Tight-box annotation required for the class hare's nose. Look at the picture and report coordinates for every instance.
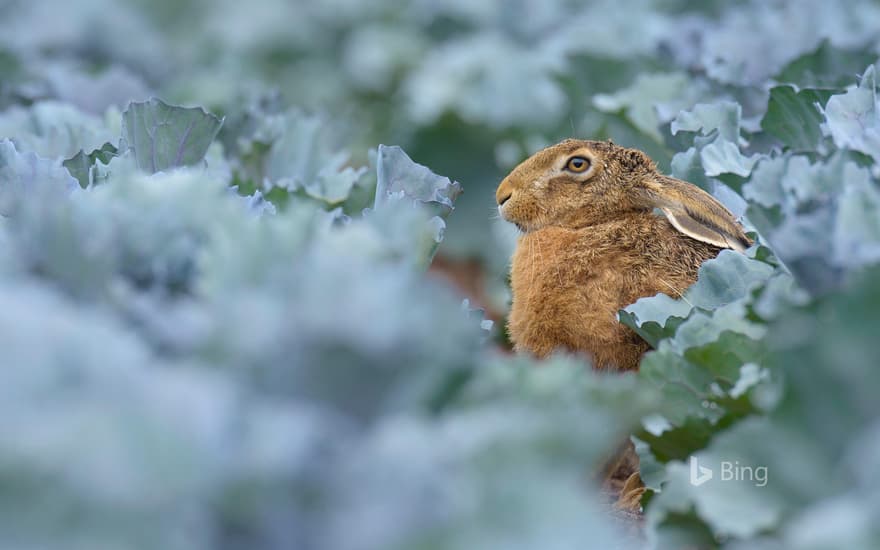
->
[496,178,514,206]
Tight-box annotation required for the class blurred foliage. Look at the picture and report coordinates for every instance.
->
[1,0,880,549]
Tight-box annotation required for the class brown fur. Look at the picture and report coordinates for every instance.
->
[496,139,751,513]
[496,139,749,370]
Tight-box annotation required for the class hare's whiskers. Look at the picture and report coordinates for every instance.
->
[545,232,564,289]
[527,232,536,292]
[657,277,692,307]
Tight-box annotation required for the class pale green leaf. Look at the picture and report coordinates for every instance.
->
[120,98,223,174]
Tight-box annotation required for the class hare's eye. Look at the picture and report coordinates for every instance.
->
[565,156,590,173]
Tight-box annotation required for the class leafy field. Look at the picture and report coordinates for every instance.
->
[1,0,880,549]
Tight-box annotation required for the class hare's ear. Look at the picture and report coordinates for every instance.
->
[638,176,752,252]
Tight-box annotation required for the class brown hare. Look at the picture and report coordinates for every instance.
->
[496,138,751,511]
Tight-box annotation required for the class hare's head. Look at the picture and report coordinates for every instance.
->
[495,139,750,251]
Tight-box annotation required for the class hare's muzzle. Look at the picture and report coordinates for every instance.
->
[496,177,514,205]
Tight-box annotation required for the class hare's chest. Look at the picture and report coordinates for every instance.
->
[510,229,595,293]
[508,231,619,357]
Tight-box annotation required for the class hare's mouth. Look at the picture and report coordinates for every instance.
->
[500,210,531,233]
[498,200,540,233]
[498,206,525,232]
